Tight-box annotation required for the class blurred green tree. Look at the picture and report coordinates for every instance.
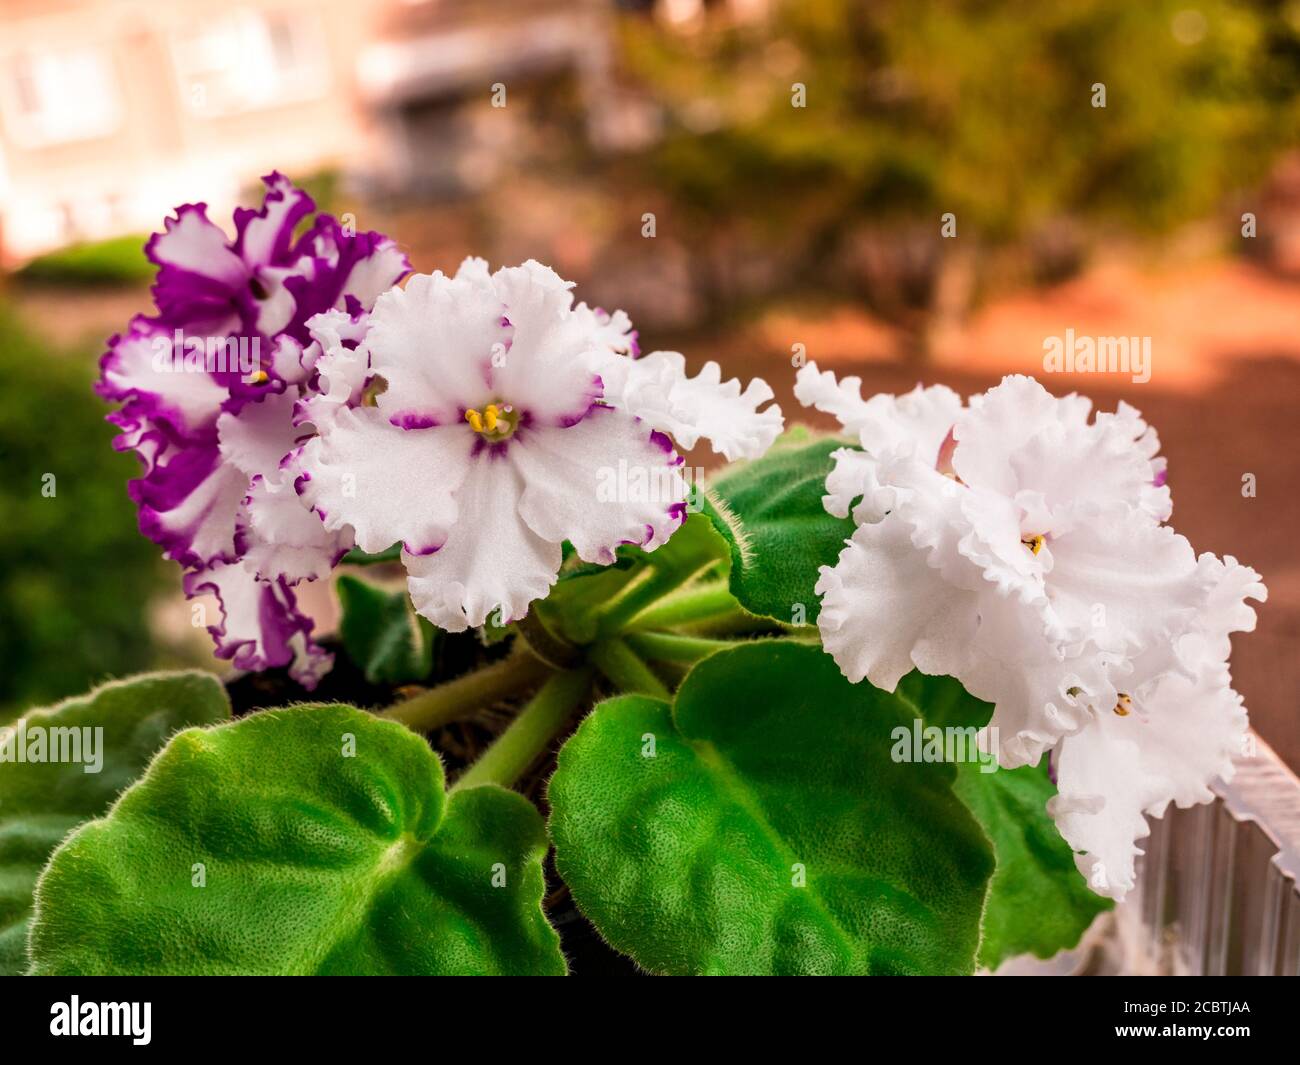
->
[0,307,164,716]
[621,0,1300,348]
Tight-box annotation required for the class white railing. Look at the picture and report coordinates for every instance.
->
[996,732,1300,976]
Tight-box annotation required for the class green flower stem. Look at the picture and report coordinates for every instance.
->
[590,638,672,699]
[623,580,738,631]
[381,648,551,732]
[624,631,735,664]
[686,607,787,637]
[452,666,593,792]
[591,561,714,637]
[516,608,583,669]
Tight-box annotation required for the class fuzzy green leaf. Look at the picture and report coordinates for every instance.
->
[705,436,856,623]
[28,704,564,975]
[336,575,433,685]
[0,671,230,974]
[897,671,1111,969]
[549,641,993,974]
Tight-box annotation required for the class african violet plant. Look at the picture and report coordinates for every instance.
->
[1,176,1266,976]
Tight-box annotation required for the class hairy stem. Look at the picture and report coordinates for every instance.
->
[623,580,738,631]
[590,638,672,699]
[452,666,593,791]
[591,561,715,636]
[381,648,551,732]
[624,631,735,664]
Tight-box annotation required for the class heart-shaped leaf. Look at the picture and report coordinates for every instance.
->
[548,641,993,974]
[336,574,435,684]
[897,671,1111,969]
[705,435,856,623]
[28,704,565,975]
[0,671,230,974]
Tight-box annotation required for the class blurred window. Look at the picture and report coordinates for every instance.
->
[0,46,121,148]
[171,9,330,117]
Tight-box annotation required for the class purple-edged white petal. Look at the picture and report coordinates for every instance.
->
[405,453,562,632]
[131,443,248,566]
[242,465,351,585]
[146,204,246,333]
[216,390,303,478]
[490,261,604,427]
[511,407,688,565]
[184,558,330,688]
[297,406,470,555]
[369,269,508,427]
[232,172,316,268]
[98,319,228,438]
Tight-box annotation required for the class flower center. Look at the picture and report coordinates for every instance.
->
[465,402,520,443]
[1021,534,1045,556]
[1113,693,1133,717]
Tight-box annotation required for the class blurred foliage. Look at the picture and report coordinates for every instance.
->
[621,0,1300,265]
[15,235,152,287]
[0,306,164,716]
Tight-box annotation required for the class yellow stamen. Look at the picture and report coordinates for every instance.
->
[465,408,484,432]
[1114,693,1133,717]
[483,404,499,432]
[249,370,269,385]
[1022,534,1045,556]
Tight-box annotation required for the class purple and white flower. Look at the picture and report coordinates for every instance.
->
[98,175,409,686]
[299,259,709,632]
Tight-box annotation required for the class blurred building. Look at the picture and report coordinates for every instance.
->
[0,0,391,262]
[0,0,669,264]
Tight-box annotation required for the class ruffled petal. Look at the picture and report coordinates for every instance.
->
[294,309,372,429]
[490,261,603,427]
[816,516,980,692]
[1049,665,1248,900]
[241,464,351,584]
[952,375,1088,496]
[573,302,639,357]
[796,362,961,462]
[146,204,245,331]
[794,362,876,437]
[822,445,889,524]
[98,319,229,438]
[184,558,331,688]
[604,350,783,461]
[1190,553,1267,662]
[511,407,688,565]
[232,172,316,268]
[131,444,247,566]
[297,407,470,554]
[961,595,1105,768]
[216,390,303,478]
[405,452,562,631]
[337,235,410,310]
[369,270,507,427]
[1004,412,1171,531]
[1041,503,1202,659]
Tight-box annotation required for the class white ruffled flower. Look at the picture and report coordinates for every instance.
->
[798,364,1266,899]
[299,259,706,632]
